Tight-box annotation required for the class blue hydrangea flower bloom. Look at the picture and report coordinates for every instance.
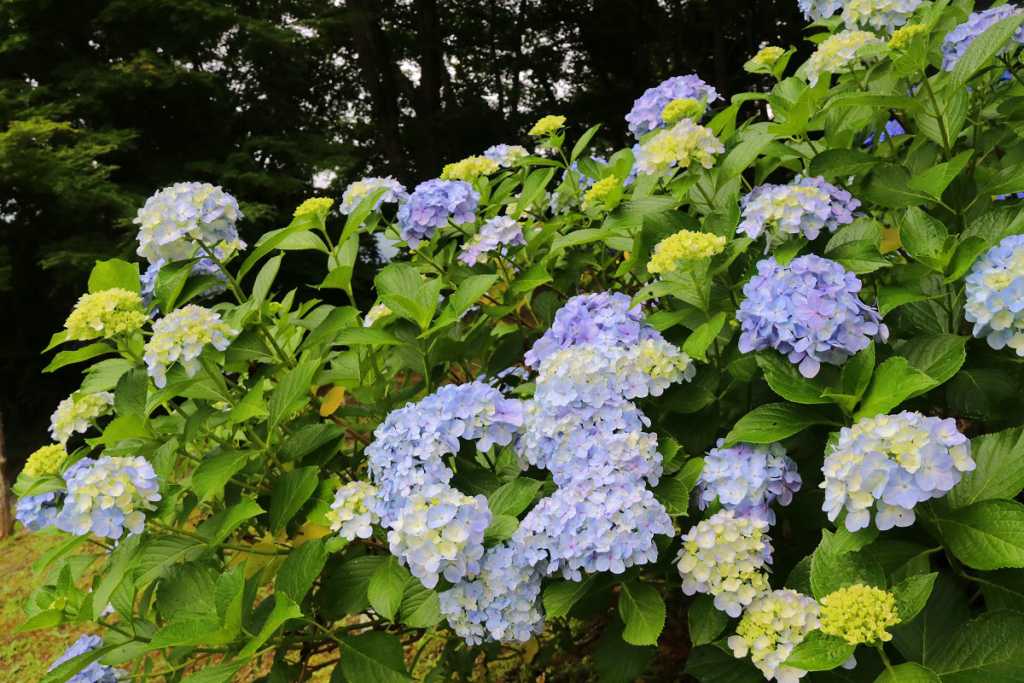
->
[340,176,407,215]
[942,5,1024,71]
[965,234,1024,353]
[736,255,888,378]
[16,491,60,531]
[439,543,545,644]
[396,179,480,248]
[55,456,162,539]
[996,193,1024,201]
[482,144,528,168]
[134,182,245,265]
[863,120,906,147]
[821,412,975,531]
[625,75,720,139]
[800,0,923,33]
[737,176,860,244]
[459,216,527,266]
[698,440,802,525]
[48,634,121,683]
[797,0,843,22]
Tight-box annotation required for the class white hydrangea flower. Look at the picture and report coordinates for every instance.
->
[134,182,245,265]
[142,304,237,388]
[806,30,883,86]
[50,392,114,444]
[327,481,380,541]
[728,589,821,683]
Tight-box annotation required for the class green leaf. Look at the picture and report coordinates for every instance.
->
[983,165,1024,197]
[682,313,727,363]
[269,467,319,533]
[192,450,250,502]
[810,530,886,598]
[179,661,248,683]
[950,13,1024,87]
[944,236,991,284]
[783,631,856,672]
[854,357,939,420]
[936,499,1024,570]
[687,594,729,647]
[43,343,113,373]
[947,427,1024,509]
[334,327,408,347]
[862,164,932,208]
[896,334,967,388]
[156,563,219,622]
[543,577,596,618]
[808,148,880,180]
[892,573,969,666]
[238,213,317,280]
[900,208,949,271]
[571,124,602,162]
[267,359,319,430]
[756,352,837,405]
[12,610,67,635]
[368,556,411,621]
[483,514,519,546]
[336,633,413,683]
[593,619,654,683]
[685,644,763,683]
[277,539,327,603]
[873,663,940,683]
[450,274,499,312]
[320,556,383,619]
[114,367,149,417]
[239,593,303,658]
[929,611,1024,682]
[877,287,943,316]
[194,498,263,545]
[907,151,971,201]
[724,403,837,446]
[38,643,119,683]
[653,458,704,515]
[399,582,443,628]
[251,254,282,307]
[618,581,666,646]
[88,258,141,295]
[487,477,542,517]
[511,263,551,293]
[892,573,937,625]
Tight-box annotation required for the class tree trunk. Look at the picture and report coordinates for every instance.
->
[0,409,14,539]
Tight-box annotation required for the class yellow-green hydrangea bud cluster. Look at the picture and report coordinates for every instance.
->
[294,197,335,217]
[752,46,786,68]
[648,230,727,274]
[662,98,704,125]
[819,584,900,645]
[529,115,566,137]
[65,288,147,341]
[364,302,392,327]
[807,30,883,86]
[728,589,821,682]
[583,176,621,208]
[635,119,725,176]
[23,444,68,478]
[50,392,114,444]
[890,23,927,50]
[441,156,500,182]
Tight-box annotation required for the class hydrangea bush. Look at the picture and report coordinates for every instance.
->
[16,2,1024,681]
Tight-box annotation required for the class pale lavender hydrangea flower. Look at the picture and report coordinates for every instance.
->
[459,216,526,266]
[397,179,480,248]
[47,634,121,683]
[942,5,1024,71]
[964,234,1024,354]
[738,176,860,244]
[626,75,720,139]
[736,255,888,378]
[142,304,237,388]
[327,481,380,541]
[55,456,162,539]
[134,182,245,265]
[801,0,924,33]
[821,412,975,532]
[483,144,528,168]
[698,440,801,525]
[340,176,407,215]
[16,492,60,531]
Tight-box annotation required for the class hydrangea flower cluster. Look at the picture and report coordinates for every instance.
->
[634,119,725,176]
[140,257,228,311]
[50,392,114,444]
[625,75,720,138]
[797,0,844,22]
[134,182,245,265]
[819,584,900,644]
[340,176,407,215]
[327,481,380,541]
[386,483,491,589]
[583,175,621,208]
[890,22,927,50]
[698,440,801,525]
[143,304,236,388]
[821,411,975,532]
[65,288,147,340]
[738,176,860,244]
[23,444,68,478]
[728,589,821,683]
[941,5,1024,72]
[439,543,545,645]
[483,144,528,167]
[47,634,121,683]
[752,46,786,69]
[529,115,566,136]
[364,302,392,327]
[964,234,1024,354]
[806,31,883,86]
[799,0,922,33]
[16,491,61,532]
[441,156,500,182]
[396,179,480,248]
[676,510,773,617]
[736,255,887,378]
[458,216,526,266]
[662,98,704,125]
[294,197,334,217]
[647,229,726,274]
[55,456,162,539]
[549,157,611,214]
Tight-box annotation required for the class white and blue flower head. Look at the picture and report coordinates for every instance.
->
[738,176,860,245]
[698,440,802,525]
[625,74,720,139]
[55,456,162,540]
[48,634,121,683]
[942,4,1024,71]
[965,234,1024,354]
[134,182,245,265]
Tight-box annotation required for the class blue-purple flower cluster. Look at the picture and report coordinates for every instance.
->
[737,176,859,244]
[736,255,888,378]
[439,543,545,645]
[625,75,720,139]
[864,120,906,147]
[698,440,801,525]
[55,456,162,539]
[396,179,480,248]
[964,234,1024,354]
[942,5,1024,72]
[459,216,526,266]
[16,459,90,531]
[821,412,975,532]
[48,634,120,683]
